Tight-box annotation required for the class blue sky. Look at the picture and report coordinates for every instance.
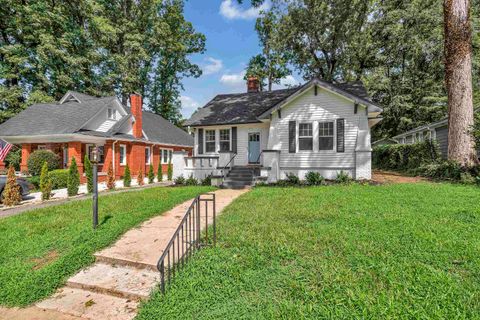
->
[180,0,299,118]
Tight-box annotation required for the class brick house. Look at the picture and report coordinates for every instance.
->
[0,91,193,181]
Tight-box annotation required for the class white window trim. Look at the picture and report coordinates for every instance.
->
[119,144,127,166]
[298,122,314,152]
[145,147,152,165]
[161,148,174,164]
[204,129,216,154]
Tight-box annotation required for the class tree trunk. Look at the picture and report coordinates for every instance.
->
[444,0,478,166]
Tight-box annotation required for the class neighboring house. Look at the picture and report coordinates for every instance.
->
[183,77,383,184]
[389,115,480,159]
[0,91,193,181]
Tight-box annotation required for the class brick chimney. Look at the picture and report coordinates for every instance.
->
[130,93,143,138]
[247,76,260,93]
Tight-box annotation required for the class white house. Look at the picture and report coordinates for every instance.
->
[182,78,383,187]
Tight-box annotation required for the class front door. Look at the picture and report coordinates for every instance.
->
[248,132,260,164]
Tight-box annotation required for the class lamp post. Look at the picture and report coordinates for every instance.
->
[92,146,98,229]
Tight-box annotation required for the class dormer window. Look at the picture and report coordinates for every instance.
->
[107,108,116,120]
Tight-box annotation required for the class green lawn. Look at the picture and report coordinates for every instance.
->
[137,183,480,319]
[0,185,213,307]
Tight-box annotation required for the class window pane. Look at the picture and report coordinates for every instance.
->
[319,137,334,150]
[206,142,215,153]
[299,137,313,150]
[219,129,230,141]
[220,141,230,151]
[299,123,312,137]
[206,130,215,141]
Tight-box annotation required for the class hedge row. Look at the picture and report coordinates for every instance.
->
[372,140,440,171]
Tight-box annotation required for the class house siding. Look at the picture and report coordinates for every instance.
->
[267,86,367,174]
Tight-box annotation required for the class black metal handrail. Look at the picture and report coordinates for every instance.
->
[156,193,216,294]
[222,152,237,178]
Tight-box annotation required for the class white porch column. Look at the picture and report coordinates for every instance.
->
[262,150,280,183]
[172,150,187,179]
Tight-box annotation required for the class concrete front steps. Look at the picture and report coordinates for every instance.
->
[222,166,255,189]
[35,189,249,320]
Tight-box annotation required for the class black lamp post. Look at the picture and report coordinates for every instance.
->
[92,146,99,229]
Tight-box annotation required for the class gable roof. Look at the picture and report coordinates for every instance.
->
[184,79,382,127]
[0,92,193,147]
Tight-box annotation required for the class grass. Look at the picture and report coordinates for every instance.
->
[137,183,480,319]
[0,185,214,307]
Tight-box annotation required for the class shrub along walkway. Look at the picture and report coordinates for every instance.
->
[27,188,248,320]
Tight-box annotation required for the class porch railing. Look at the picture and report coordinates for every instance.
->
[156,193,216,294]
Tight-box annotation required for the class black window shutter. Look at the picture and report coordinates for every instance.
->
[336,119,345,153]
[289,121,296,153]
[354,103,358,114]
[198,128,204,154]
[232,127,237,153]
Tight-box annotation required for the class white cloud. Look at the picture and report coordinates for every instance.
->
[180,95,200,118]
[220,70,246,87]
[272,75,300,90]
[202,57,223,75]
[219,0,271,20]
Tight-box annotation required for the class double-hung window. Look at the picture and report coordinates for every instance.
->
[219,129,230,152]
[119,144,126,165]
[319,122,334,150]
[161,149,173,163]
[145,147,151,165]
[298,123,313,151]
[205,130,216,153]
[107,108,116,120]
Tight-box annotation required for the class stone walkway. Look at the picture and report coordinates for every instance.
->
[3,188,248,320]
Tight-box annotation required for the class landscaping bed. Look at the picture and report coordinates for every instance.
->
[0,185,214,307]
[137,183,480,319]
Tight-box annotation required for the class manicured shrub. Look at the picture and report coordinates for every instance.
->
[372,140,440,171]
[185,174,198,186]
[123,164,131,187]
[27,150,60,176]
[5,147,21,171]
[137,167,144,186]
[305,171,325,186]
[201,175,212,186]
[167,161,173,181]
[40,162,52,201]
[335,170,352,184]
[27,176,40,189]
[286,173,300,185]
[67,157,80,196]
[174,175,185,185]
[107,164,115,190]
[148,164,155,184]
[84,155,93,193]
[48,169,69,189]
[157,163,163,182]
[2,166,22,206]
[412,161,480,183]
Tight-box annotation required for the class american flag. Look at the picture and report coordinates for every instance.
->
[0,139,12,161]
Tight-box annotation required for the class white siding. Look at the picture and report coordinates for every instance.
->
[194,123,269,166]
[82,100,127,132]
[268,86,367,169]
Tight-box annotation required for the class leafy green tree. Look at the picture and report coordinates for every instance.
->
[123,164,132,187]
[84,155,93,194]
[246,11,290,91]
[67,157,80,197]
[40,162,52,201]
[148,164,155,184]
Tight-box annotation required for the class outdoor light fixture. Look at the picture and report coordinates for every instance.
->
[92,146,99,229]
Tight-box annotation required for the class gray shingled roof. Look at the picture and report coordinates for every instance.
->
[184,79,381,126]
[184,88,298,126]
[0,92,193,147]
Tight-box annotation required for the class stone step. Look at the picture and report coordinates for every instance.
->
[224,177,253,183]
[36,288,138,320]
[66,263,159,301]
